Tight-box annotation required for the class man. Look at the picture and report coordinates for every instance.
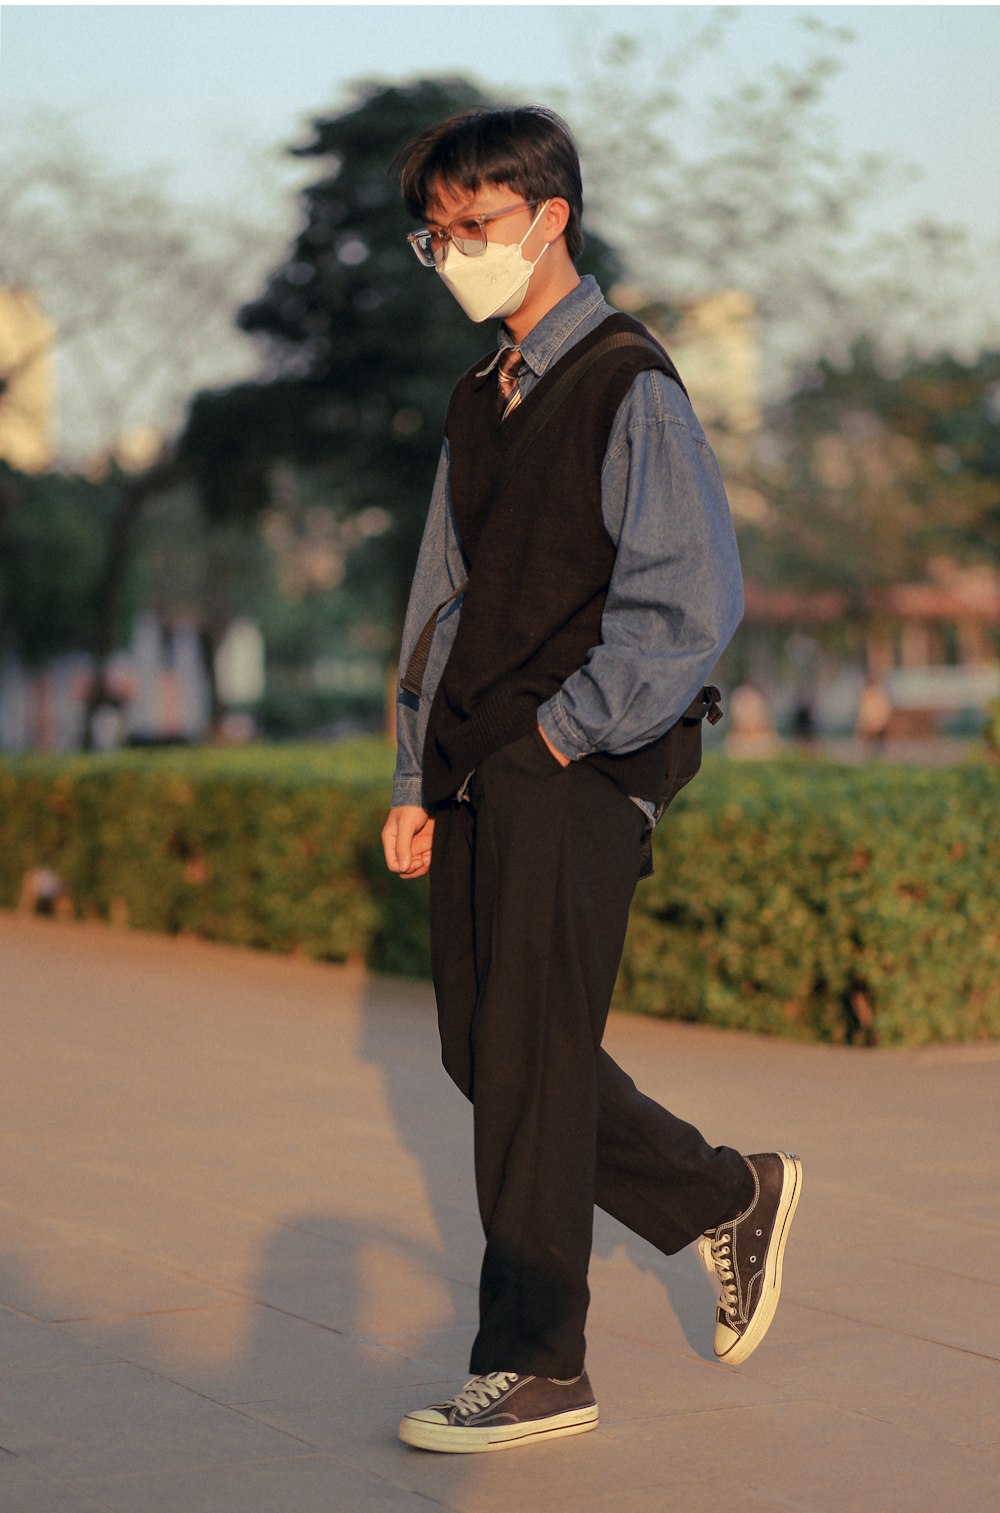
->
[381,106,801,1455]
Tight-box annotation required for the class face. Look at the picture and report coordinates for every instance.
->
[424,180,547,262]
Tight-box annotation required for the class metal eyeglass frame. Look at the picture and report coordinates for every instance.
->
[407,201,540,268]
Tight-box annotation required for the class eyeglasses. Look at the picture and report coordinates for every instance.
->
[407,201,540,267]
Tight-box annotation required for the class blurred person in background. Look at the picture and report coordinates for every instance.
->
[857,676,893,752]
[726,679,780,759]
[381,105,801,1454]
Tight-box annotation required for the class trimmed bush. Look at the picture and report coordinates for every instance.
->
[2,745,997,1045]
[0,741,425,973]
[617,757,1000,1045]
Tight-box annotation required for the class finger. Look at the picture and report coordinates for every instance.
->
[405,842,433,876]
[381,816,401,872]
[394,816,419,874]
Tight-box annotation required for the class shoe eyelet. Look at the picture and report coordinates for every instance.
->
[755,1229,762,1237]
[749,1255,756,1263]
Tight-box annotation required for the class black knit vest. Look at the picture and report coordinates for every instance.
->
[422,311,695,806]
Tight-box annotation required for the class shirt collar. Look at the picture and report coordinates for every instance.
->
[476,276,605,379]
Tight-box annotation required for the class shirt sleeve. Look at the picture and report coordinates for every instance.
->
[537,368,744,758]
[391,440,467,807]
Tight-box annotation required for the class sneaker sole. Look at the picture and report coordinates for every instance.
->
[398,1403,599,1453]
[713,1152,802,1367]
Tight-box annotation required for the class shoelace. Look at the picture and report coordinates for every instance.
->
[446,1372,520,1416]
[700,1230,739,1319]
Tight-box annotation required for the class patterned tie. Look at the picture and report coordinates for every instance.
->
[496,345,525,420]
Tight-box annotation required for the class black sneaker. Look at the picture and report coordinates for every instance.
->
[398,1370,598,1453]
[698,1151,802,1365]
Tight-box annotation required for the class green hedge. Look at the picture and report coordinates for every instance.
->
[0,741,430,980]
[616,758,1000,1045]
[2,744,998,1046]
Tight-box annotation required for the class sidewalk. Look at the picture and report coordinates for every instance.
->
[1,912,998,1512]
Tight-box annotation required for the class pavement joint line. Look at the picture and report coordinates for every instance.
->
[600,1398,805,1427]
[59,1450,339,1491]
[16,1353,329,1452]
[44,1303,257,1324]
[794,1301,1000,1362]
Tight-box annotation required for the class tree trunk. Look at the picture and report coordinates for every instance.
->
[82,453,188,750]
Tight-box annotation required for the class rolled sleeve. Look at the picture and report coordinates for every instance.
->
[537,369,744,756]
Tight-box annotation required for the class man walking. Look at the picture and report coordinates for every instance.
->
[381,106,800,1454]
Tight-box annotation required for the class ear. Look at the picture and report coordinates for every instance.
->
[541,197,571,244]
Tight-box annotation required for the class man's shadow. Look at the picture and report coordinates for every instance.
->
[0,957,715,1504]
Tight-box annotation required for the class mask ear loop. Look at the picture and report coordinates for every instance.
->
[518,200,550,252]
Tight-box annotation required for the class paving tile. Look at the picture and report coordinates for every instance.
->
[4,915,1000,1512]
[793,1268,1000,1359]
[0,1359,314,1489]
[191,1221,480,1337]
[382,1415,731,1513]
[595,1399,999,1513]
[363,1322,476,1379]
[584,1329,797,1422]
[746,1318,1000,1447]
[0,1155,161,1238]
[0,1202,80,1253]
[83,1452,445,1513]
[65,1302,440,1408]
[0,1455,118,1513]
[0,1306,118,1378]
[0,1240,243,1322]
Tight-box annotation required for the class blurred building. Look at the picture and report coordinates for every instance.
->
[742,560,1000,736]
[612,285,765,525]
[0,286,56,472]
[0,614,223,754]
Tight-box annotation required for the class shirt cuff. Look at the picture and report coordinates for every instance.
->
[537,694,595,761]
[391,774,426,808]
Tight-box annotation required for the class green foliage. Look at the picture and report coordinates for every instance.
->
[743,344,1000,599]
[0,462,126,667]
[569,15,980,383]
[3,745,998,1046]
[183,78,623,624]
[617,757,1000,1046]
[985,698,1000,756]
[0,741,420,968]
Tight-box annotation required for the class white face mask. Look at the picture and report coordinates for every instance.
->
[436,202,550,323]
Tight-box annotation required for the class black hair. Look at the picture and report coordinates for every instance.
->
[399,106,584,261]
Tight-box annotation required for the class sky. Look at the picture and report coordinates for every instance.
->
[2,3,999,244]
[2,2,999,458]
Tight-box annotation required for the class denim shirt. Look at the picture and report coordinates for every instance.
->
[391,276,744,811]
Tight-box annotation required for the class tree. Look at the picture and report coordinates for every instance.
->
[738,343,1000,605]
[0,462,121,669]
[565,14,986,394]
[0,111,293,745]
[0,108,288,465]
[184,78,623,634]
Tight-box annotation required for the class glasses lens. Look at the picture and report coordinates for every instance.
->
[451,235,487,257]
[451,221,487,258]
[408,232,437,267]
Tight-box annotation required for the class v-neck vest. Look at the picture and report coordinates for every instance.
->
[422,312,688,806]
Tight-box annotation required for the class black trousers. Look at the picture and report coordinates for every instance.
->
[429,728,753,1379]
